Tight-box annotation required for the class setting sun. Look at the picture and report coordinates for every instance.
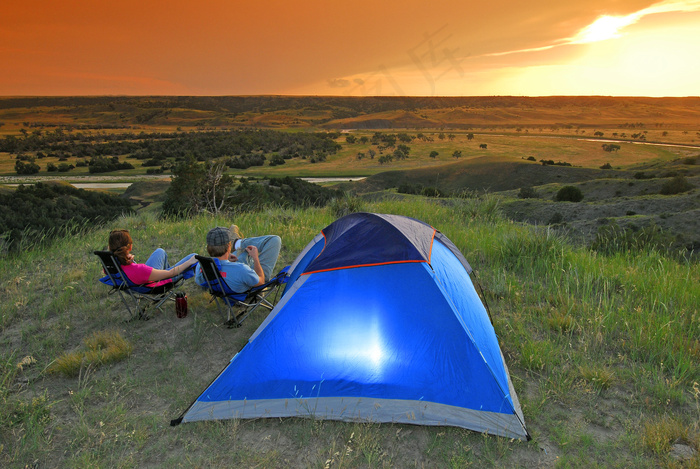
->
[572,15,639,43]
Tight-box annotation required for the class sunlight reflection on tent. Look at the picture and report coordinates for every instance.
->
[322,308,388,381]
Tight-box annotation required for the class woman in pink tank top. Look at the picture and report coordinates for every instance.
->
[108,229,198,287]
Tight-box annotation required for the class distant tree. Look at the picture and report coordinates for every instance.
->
[452,150,462,158]
[429,151,439,158]
[395,144,410,158]
[345,135,356,144]
[368,149,376,159]
[467,133,474,140]
[268,154,285,166]
[600,163,613,169]
[479,144,487,149]
[438,132,445,140]
[602,143,620,152]
[15,159,40,175]
[448,134,455,141]
[393,148,408,160]
[594,131,604,137]
[163,156,208,216]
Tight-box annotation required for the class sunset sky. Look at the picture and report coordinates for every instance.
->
[2,0,699,97]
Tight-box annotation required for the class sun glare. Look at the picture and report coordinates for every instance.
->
[573,14,640,43]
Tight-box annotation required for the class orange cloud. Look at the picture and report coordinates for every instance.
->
[1,0,698,96]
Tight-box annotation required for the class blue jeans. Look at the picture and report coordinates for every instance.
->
[144,248,197,282]
[236,235,282,282]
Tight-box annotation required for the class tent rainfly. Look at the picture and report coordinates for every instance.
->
[172,212,529,440]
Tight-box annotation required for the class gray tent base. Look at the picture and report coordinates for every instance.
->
[179,396,530,441]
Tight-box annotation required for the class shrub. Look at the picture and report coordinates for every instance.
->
[226,154,266,169]
[555,186,584,202]
[634,172,654,180]
[87,156,134,173]
[397,183,422,195]
[220,176,342,214]
[0,182,134,253]
[420,186,443,197]
[454,194,503,223]
[518,186,539,199]
[590,222,673,255]
[548,212,564,225]
[328,193,366,218]
[600,163,612,169]
[660,175,693,195]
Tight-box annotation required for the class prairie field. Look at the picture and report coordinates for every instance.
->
[1,96,699,467]
[1,199,699,468]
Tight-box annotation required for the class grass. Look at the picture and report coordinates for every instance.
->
[1,197,699,467]
[48,330,133,377]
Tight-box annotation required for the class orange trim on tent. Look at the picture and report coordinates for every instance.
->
[302,259,427,276]
[429,229,436,264]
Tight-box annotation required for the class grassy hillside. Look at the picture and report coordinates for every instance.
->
[2,96,700,134]
[1,198,698,467]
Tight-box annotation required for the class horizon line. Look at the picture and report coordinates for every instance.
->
[1,94,700,99]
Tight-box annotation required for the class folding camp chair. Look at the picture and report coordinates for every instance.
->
[195,255,288,328]
[94,250,190,320]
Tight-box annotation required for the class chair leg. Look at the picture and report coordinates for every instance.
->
[232,286,279,326]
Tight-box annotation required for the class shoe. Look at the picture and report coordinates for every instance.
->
[230,224,244,252]
[229,224,243,239]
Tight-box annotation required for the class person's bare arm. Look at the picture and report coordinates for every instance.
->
[147,256,198,282]
[246,245,265,286]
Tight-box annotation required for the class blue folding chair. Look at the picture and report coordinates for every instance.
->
[95,250,193,320]
[195,255,288,328]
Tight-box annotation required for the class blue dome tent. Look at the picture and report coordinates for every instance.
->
[173,213,529,440]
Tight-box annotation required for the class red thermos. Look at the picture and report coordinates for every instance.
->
[175,293,188,318]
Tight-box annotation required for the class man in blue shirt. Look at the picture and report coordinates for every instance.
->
[196,225,281,293]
